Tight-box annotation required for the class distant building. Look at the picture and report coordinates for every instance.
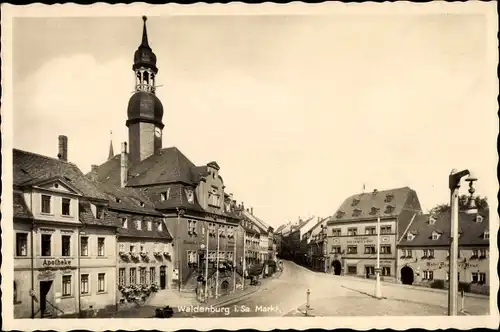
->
[240,208,275,263]
[13,141,117,318]
[305,217,330,272]
[326,187,422,280]
[397,210,490,295]
[286,217,316,265]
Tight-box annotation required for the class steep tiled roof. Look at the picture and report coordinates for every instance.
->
[92,147,205,187]
[14,149,108,201]
[309,217,330,236]
[79,201,117,227]
[13,191,33,219]
[275,223,289,234]
[136,183,206,213]
[399,211,489,247]
[330,187,417,222]
[292,217,315,232]
[88,179,163,216]
[241,210,268,234]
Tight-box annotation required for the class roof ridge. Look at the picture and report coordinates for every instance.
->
[14,148,76,166]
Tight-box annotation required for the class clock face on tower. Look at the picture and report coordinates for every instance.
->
[154,127,161,138]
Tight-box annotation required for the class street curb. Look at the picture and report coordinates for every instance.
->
[324,273,489,300]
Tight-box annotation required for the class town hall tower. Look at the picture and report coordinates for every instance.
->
[126,16,164,163]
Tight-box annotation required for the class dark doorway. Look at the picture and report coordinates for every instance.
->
[39,281,53,317]
[160,266,166,289]
[221,280,229,292]
[332,260,342,275]
[401,266,414,285]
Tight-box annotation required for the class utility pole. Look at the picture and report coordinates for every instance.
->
[242,229,246,290]
[374,217,382,299]
[215,224,220,299]
[204,226,209,303]
[448,169,477,316]
[233,230,237,292]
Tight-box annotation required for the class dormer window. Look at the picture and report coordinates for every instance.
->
[428,216,436,225]
[351,198,360,206]
[136,220,142,230]
[115,198,121,203]
[139,201,145,207]
[161,189,170,201]
[406,232,415,241]
[431,231,440,240]
[385,194,394,203]
[483,231,489,240]
[370,206,379,215]
[96,205,104,219]
[121,218,127,228]
[147,221,152,231]
[476,215,484,223]
[157,221,163,232]
[336,211,345,219]
[384,204,395,214]
[352,208,362,217]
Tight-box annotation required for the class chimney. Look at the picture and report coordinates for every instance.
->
[373,189,378,195]
[120,142,128,188]
[251,207,254,215]
[241,201,245,210]
[229,193,234,201]
[90,165,98,181]
[57,135,68,161]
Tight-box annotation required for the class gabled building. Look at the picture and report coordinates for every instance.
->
[397,210,490,295]
[287,216,316,265]
[240,207,275,263]
[327,187,422,279]
[13,139,118,318]
[90,17,243,296]
[305,217,330,272]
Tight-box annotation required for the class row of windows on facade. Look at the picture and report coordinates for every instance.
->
[118,266,156,286]
[118,243,169,254]
[41,194,76,216]
[331,245,392,254]
[187,250,235,263]
[337,204,396,218]
[205,222,237,238]
[159,188,221,207]
[400,248,488,259]
[38,273,108,299]
[15,233,106,257]
[120,218,163,232]
[346,265,392,276]
[331,226,392,237]
[406,230,490,241]
[421,271,487,284]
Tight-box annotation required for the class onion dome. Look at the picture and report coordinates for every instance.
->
[127,91,164,128]
[133,16,158,74]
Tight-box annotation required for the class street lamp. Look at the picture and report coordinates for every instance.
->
[448,169,477,316]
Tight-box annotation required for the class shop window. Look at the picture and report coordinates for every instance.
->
[478,273,486,285]
[380,245,391,254]
[62,275,72,296]
[423,270,434,280]
[366,266,375,275]
[98,273,105,293]
[80,237,89,256]
[61,198,71,216]
[364,246,376,254]
[150,267,156,283]
[347,246,357,254]
[118,268,126,286]
[16,233,28,256]
[41,234,52,257]
[81,274,89,294]
[140,267,147,284]
[97,237,105,256]
[331,246,341,254]
[41,195,52,214]
[382,266,391,276]
[347,265,357,274]
[129,268,137,284]
[61,235,71,256]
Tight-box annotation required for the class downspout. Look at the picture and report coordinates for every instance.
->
[30,193,35,318]
[115,233,119,312]
[77,224,83,317]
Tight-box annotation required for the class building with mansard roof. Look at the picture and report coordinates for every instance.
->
[397,209,490,295]
[326,187,422,279]
[90,16,244,297]
[13,144,118,318]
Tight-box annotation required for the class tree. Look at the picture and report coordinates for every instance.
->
[429,195,489,214]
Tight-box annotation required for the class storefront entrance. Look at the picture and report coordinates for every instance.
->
[160,266,166,289]
[331,260,342,275]
[39,280,53,317]
[401,266,414,285]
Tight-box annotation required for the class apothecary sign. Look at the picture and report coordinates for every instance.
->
[346,236,374,244]
[41,258,72,267]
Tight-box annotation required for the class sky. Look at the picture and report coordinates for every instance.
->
[12,12,498,228]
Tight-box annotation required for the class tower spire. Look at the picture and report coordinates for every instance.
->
[108,130,115,160]
[141,16,149,48]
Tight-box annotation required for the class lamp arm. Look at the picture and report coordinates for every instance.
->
[449,169,470,190]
